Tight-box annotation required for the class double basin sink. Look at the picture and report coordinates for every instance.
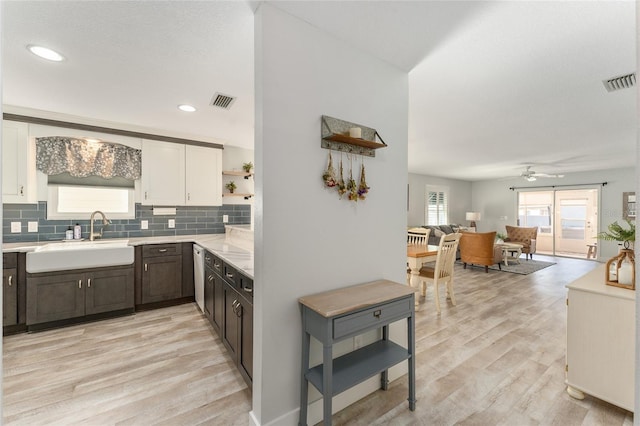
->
[26,240,134,273]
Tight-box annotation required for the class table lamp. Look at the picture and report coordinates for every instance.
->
[466,212,481,228]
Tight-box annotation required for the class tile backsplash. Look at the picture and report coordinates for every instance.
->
[2,202,251,243]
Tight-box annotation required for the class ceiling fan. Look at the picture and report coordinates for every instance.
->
[520,166,564,182]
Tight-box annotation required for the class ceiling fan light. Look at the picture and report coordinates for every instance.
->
[526,176,537,182]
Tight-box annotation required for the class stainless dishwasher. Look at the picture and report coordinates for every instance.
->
[193,244,205,312]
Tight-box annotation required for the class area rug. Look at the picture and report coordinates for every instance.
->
[458,259,556,275]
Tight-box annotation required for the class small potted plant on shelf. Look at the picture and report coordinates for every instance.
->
[242,162,253,173]
[225,181,237,194]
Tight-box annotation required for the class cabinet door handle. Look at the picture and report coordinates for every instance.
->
[242,286,253,294]
[208,275,214,282]
[19,185,24,196]
[144,191,148,200]
[226,272,234,280]
[214,264,221,271]
[187,193,191,201]
[78,280,82,289]
[158,249,168,253]
[8,275,12,286]
[205,256,211,262]
[88,278,91,288]
[145,263,148,272]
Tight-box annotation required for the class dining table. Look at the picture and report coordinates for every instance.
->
[407,244,439,302]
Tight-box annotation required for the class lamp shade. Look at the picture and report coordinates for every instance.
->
[466,212,481,221]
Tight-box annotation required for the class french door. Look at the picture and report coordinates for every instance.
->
[518,188,599,258]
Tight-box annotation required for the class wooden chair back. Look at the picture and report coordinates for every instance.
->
[407,228,430,246]
[434,232,461,279]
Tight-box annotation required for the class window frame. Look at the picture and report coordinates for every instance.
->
[425,185,449,226]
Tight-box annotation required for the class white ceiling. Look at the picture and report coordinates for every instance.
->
[2,1,636,181]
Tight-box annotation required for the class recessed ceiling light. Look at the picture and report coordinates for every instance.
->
[178,104,196,112]
[27,45,64,62]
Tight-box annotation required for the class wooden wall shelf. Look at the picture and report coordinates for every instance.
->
[223,171,253,179]
[323,134,386,150]
[223,193,253,200]
[321,115,387,158]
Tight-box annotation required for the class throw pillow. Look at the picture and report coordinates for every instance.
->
[440,225,454,234]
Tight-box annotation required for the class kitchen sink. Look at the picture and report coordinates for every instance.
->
[26,240,134,273]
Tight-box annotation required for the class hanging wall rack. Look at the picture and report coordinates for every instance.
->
[321,115,387,157]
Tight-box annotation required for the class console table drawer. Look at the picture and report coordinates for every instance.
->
[333,298,411,340]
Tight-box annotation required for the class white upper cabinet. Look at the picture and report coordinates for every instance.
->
[141,140,186,205]
[141,140,222,206]
[185,145,222,206]
[2,121,35,203]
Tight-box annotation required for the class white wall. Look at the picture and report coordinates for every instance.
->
[254,4,408,425]
[471,167,635,259]
[407,173,472,226]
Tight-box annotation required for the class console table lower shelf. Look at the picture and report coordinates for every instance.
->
[298,279,416,426]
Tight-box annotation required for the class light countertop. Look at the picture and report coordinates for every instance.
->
[3,233,254,279]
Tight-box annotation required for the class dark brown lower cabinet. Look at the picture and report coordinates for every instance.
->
[223,281,253,384]
[3,267,18,326]
[26,266,134,327]
[137,244,184,306]
[3,252,20,330]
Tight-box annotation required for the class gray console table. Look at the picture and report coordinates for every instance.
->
[298,280,416,425]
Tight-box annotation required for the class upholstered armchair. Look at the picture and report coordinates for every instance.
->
[504,225,538,259]
[459,231,504,273]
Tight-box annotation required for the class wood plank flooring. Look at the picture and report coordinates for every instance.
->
[330,255,634,426]
[3,255,634,425]
[3,304,250,425]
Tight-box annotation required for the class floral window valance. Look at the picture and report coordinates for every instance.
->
[36,137,142,180]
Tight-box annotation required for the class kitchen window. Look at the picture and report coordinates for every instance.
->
[36,136,141,220]
[47,185,135,220]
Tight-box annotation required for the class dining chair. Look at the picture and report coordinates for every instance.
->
[418,232,461,313]
[407,227,430,246]
[407,228,432,283]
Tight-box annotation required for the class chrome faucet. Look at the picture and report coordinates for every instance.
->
[89,211,111,241]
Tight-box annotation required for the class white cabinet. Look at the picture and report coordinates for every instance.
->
[566,265,635,412]
[141,140,185,205]
[185,145,222,206]
[141,140,222,206]
[2,121,34,203]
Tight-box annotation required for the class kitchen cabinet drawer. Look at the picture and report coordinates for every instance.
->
[142,244,180,257]
[333,298,412,340]
[205,251,223,275]
[222,262,240,287]
[238,274,253,302]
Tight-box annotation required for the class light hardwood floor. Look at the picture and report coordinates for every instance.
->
[3,255,634,425]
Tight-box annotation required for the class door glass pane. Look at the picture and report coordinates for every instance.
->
[560,203,586,240]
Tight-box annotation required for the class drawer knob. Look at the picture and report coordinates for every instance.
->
[242,286,253,294]
[373,310,382,318]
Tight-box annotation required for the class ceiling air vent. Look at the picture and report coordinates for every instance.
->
[602,72,636,92]
[210,93,236,110]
